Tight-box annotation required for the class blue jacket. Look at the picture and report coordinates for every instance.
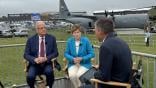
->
[24,34,58,65]
[64,37,95,69]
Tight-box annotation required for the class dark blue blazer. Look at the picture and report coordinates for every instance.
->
[24,34,58,65]
[94,32,132,83]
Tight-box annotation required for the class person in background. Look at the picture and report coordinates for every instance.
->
[94,18,132,88]
[24,21,58,88]
[144,25,151,47]
[64,24,95,88]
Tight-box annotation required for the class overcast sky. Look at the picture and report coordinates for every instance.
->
[0,0,156,16]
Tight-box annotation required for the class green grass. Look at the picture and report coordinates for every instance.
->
[0,29,155,54]
[0,29,156,87]
[0,47,26,86]
[0,37,27,45]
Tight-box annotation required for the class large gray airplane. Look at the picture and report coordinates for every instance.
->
[53,0,151,31]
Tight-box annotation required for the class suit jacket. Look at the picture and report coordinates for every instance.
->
[24,34,58,65]
[94,32,132,83]
[64,36,95,69]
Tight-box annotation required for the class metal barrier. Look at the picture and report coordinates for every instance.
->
[118,34,156,47]
[132,51,156,88]
[0,41,156,88]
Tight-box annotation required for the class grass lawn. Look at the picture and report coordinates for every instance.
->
[0,28,155,87]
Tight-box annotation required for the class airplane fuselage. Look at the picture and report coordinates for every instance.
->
[114,13,148,29]
[66,17,94,29]
[65,13,149,30]
[59,0,150,30]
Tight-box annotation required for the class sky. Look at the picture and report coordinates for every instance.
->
[0,0,156,16]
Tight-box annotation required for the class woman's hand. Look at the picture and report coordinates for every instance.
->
[74,57,82,64]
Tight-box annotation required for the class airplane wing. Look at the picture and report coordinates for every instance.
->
[71,15,98,20]
[49,18,75,24]
[94,7,152,16]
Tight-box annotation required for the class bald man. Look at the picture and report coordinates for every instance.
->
[24,21,58,88]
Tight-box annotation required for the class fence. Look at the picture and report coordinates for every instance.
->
[118,34,156,47]
[0,41,156,88]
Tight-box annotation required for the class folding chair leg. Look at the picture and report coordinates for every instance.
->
[35,75,46,88]
[0,81,4,88]
[95,82,98,88]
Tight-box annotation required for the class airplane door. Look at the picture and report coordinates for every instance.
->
[88,22,92,28]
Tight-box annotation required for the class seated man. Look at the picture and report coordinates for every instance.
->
[93,18,133,88]
[23,21,58,88]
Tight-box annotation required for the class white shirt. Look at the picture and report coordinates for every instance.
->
[145,32,151,38]
[103,36,106,43]
[75,41,80,54]
[39,36,46,57]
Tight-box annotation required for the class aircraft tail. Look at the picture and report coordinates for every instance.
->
[59,0,71,18]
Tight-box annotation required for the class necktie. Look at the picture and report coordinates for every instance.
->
[40,37,45,57]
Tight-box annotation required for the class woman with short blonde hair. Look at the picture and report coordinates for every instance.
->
[64,24,94,88]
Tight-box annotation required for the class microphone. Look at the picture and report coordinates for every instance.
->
[79,42,82,46]
[54,60,61,71]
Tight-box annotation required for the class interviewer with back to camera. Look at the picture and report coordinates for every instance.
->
[64,24,95,88]
[94,18,132,88]
[23,21,58,88]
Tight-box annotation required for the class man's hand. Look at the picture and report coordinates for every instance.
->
[39,57,47,63]
[92,64,99,69]
[34,57,40,64]
[34,57,47,64]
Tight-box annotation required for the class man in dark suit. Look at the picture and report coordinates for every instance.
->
[94,18,132,88]
[24,21,58,88]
